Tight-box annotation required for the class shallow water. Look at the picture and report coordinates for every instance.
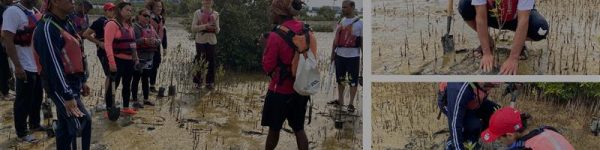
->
[0,17,362,149]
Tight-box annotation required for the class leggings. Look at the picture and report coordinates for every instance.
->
[132,69,151,100]
[149,49,161,87]
[116,58,134,108]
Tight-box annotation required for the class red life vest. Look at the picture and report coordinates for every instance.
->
[34,18,85,75]
[110,21,136,55]
[335,18,360,48]
[13,4,41,47]
[513,126,575,150]
[487,0,519,22]
[149,15,164,39]
[198,10,216,33]
[136,24,159,52]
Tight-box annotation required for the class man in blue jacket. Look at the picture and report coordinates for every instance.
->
[33,0,91,149]
[439,82,500,150]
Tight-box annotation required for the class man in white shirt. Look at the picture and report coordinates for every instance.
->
[328,0,362,113]
[1,0,43,143]
[458,0,549,75]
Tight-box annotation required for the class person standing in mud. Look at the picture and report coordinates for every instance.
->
[458,0,549,75]
[2,0,44,143]
[69,0,92,90]
[328,0,362,113]
[438,82,500,150]
[82,2,115,110]
[33,0,92,148]
[131,9,159,109]
[480,107,574,150]
[191,0,219,90]
[262,0,314,149]
[104,2,139,115]
[145,0,166,93]
[0,0,14,101]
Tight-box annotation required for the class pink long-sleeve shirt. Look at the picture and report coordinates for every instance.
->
[104,20,135,69]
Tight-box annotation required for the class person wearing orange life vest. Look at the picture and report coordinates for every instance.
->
[131,9,159,109]
[481,107,574,150]
[33,0,92,148]
[191,0,219,90]
[1,0,44,143]
[438,82,501,150]
[458,0,549,75]
[328,0,362,113]
[104,2,139,115]
[145,0,166,92]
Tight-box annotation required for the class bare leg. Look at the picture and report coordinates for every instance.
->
[337,83,345,106]
[349,86,358,106]
[294,130,309,150]
[265,128,280,150]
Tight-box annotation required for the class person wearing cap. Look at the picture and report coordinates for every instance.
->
[83,2,115,111]
[481,107,574,150]
[191,0,219,90]
[438,82,500,150]
[261,0,313,149]
[33,0,92,148]
[458,0,549,75]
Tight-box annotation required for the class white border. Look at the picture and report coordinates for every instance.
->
[371,75,600,82]
[362,0,373,149]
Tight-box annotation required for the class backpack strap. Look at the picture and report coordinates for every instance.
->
[273,25,299,52]
[511,126,560,150]
[14,3,38,22]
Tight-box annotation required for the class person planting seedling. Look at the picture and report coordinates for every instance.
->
[481,107,574,150]
[458,0,549,75]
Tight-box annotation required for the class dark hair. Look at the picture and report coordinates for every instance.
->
[77,0,93,10]
[115,2,132,25]
[343,0,355,8]
[145,0,165,16]
[517,113,531,133]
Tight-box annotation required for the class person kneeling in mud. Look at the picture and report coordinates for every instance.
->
[458,0,549,75]
[33,0,92,148]
[328,0,362,113]
[261,0,316,149]
[481,107,574,150]
[131,9,159,109]
[438,82,500,150]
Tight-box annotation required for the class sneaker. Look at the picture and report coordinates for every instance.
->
[347,105,356,113]
[143,100,155,106]
[29,125,47,132]
[121,108,137,115]
[150,86,158,93]
[327,100,341,106]
[18,135,38,143]
[132,102,144,109]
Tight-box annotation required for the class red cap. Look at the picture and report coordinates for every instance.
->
[481,107,523,143]
[103,2,116,11]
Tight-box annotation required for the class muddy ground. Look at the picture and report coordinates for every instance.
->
[372,83,600,149]
[372,0,600,75]
[0,17,362,149]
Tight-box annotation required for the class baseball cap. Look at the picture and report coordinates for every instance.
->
[103,2,115,11]
[481,107,523,143]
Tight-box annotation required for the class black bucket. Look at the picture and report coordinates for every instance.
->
[158,87,166,97]
[334,120,343,129]
[168,85,176,96]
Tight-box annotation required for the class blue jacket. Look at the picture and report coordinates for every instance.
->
[33,12,83,101]
[445,82,477,150]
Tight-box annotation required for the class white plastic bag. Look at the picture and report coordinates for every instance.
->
[294,50,321,96]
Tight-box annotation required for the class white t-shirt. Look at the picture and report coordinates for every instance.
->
[1,5,37,72]
[335,16,362,58]
[472,0,534,11]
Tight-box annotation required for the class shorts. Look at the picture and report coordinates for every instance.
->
[458,0,549,41]
[261,91,309,132]
[334,55,360,86]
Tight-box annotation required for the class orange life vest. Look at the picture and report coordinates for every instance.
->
[335,18,360,48]
[110,21,136,55]
[136,24,159,52]
[13,4,41,46]
[487,0,519,22]
[512,126,575,150]
[34,18,85,75]
[198,10,216,33]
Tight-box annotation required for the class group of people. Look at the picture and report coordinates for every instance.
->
[261,0,362,149]
[0,0,213,149]
[439,82,574,150]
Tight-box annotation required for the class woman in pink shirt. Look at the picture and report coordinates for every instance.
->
[104,2,139,115]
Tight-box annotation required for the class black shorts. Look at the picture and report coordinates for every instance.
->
[261,91,309,132]
[458,0,549,41]
[334,55,360,86]
[97,48,110,76]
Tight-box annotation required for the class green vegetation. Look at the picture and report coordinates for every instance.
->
[534,83,600,101]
